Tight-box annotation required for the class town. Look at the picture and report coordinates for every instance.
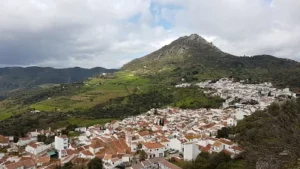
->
[0,78,297,169]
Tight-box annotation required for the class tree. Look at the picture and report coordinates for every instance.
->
[88,158,103,169]
[137,143,142,149]
[139,150,148,161]
[217,127,229,138]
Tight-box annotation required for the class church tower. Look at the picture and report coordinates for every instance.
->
[125,129,133,146]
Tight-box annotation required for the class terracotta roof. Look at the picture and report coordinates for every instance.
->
[219,139,233,145]
[161,138,169,143]
[201,144,212,153]
[184,134,201,140]
[139,130,150,137]
[0,134,9,144]
[103,154,112,161]
[37,155,51,164]
[213,141,222,147]
[90,139,104,149]
[201,123,215,129]
[222,149,233,156]
[6,158,36,169]
[232,146,243,151]
[143,142,164,149]
[5,161,24,169]
[81,150,93,156]
[66,149,79,156]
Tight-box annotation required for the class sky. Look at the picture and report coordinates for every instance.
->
[0,0,299,68]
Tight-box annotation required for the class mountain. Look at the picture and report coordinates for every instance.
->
[0,66,117,97]
[123,34,300,89]
[123,34,227,72]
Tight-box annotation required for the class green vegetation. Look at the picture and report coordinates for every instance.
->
[123,34,300,90]
[234,98,300,169]
[28,72,150,113]
[88,158,103,169]
[178,152,245,169]
[0,66,116,97]
[83,86,223,119]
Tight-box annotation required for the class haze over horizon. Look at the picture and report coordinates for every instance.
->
[0,0,299,68]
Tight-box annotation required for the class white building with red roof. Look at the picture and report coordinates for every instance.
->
[25,142,51,155]
[142,142,165,158]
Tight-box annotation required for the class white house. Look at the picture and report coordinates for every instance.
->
[17,137,32,147]
[183,142,200,161]
[89,139,104,154]
[170,138,183,152]
[75,127,87,133]
[121,154,133,163]
[142,142,165,158]
[160,138,170,149]
[111,120,119,130]
[103,157,122,169]
[25,142,51,155]
[55,135,69,151]
[226,117,237,127]
[212,141,224,153]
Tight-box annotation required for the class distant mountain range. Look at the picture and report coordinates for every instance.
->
[1,34,300,98]
[0,66,117,97]
[123,34,300,89]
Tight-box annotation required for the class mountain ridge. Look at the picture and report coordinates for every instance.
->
[0,66,117,97]
[123,34,300,89]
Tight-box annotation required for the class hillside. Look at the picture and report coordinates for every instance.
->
[234,98,300,169]
[1,33,300,136]
[123,34,300,89]
[0,66,117,98]
[0,71,224,136]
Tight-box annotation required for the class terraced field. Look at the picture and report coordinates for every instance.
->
[24,72,150,113]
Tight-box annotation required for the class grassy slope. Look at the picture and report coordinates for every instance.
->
[0,71,150,120]
[30,71,150,112]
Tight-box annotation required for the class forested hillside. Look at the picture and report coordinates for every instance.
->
[123,34,300,89]
[235,98,300,169]
[0,66,116,97]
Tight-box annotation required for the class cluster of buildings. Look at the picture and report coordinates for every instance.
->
[176,78,296,120]
[1,78,295,169]
[0,106,243,169]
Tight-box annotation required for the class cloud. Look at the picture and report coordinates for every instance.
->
[168,0,300,59]
[0,0,299,68]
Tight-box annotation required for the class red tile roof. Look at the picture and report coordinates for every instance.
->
[219,139,233,145]
[143,142,164,149]
[0,134,9,144]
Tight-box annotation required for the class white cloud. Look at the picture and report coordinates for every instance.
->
[0,0,299,68]
[168,0,300,59]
